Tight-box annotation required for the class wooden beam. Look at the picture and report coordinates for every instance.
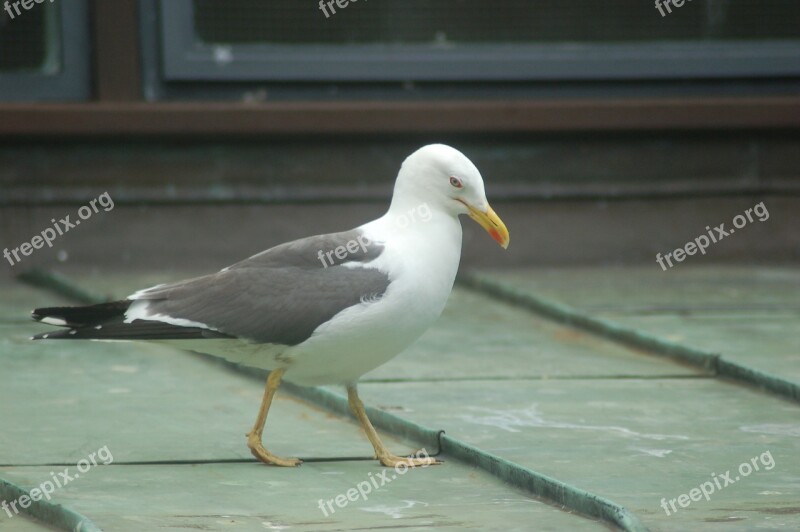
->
[91,0,142,101]
[0,98,798,137]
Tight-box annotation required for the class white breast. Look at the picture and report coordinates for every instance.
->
[280,210,463,386]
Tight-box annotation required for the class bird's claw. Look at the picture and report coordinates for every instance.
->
[248,445,302,467]
[246,432,302,467]
[378,454,441,468]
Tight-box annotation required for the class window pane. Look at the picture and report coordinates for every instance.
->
[0,6,50,71]
[193,0,800,45]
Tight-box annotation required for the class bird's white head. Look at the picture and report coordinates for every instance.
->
[391,144,510,249]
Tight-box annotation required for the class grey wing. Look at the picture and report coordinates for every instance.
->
[130,229,390,346]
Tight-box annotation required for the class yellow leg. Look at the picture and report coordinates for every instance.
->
[347,384,441,468]
[246,368,301,467]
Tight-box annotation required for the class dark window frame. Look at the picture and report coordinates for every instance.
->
[157,0,800,83]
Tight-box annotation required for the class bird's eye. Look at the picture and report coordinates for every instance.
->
[449,176,464,189]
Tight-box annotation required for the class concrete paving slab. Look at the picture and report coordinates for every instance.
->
[475,266,800,386]
[476,267,800,314]
[0,320,390,465]
[355,379,800,531]
[0,513,54,531]
[611,315,800,384]
[0,462,605,531]
[9,267,799,530]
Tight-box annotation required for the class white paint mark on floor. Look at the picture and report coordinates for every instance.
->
[460,404,689,441]
[740,424,800,437]
[361,500,427,519]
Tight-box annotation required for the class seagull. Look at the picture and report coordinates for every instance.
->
[31,144,509,468]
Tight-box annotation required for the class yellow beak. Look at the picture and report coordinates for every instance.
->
[465,203,510,249]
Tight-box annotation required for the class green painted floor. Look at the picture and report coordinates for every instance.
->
[1,266,798,531]
[478,267,800,383]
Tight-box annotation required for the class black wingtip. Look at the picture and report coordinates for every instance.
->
[30,301,132,327]
[31,307,67,324]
